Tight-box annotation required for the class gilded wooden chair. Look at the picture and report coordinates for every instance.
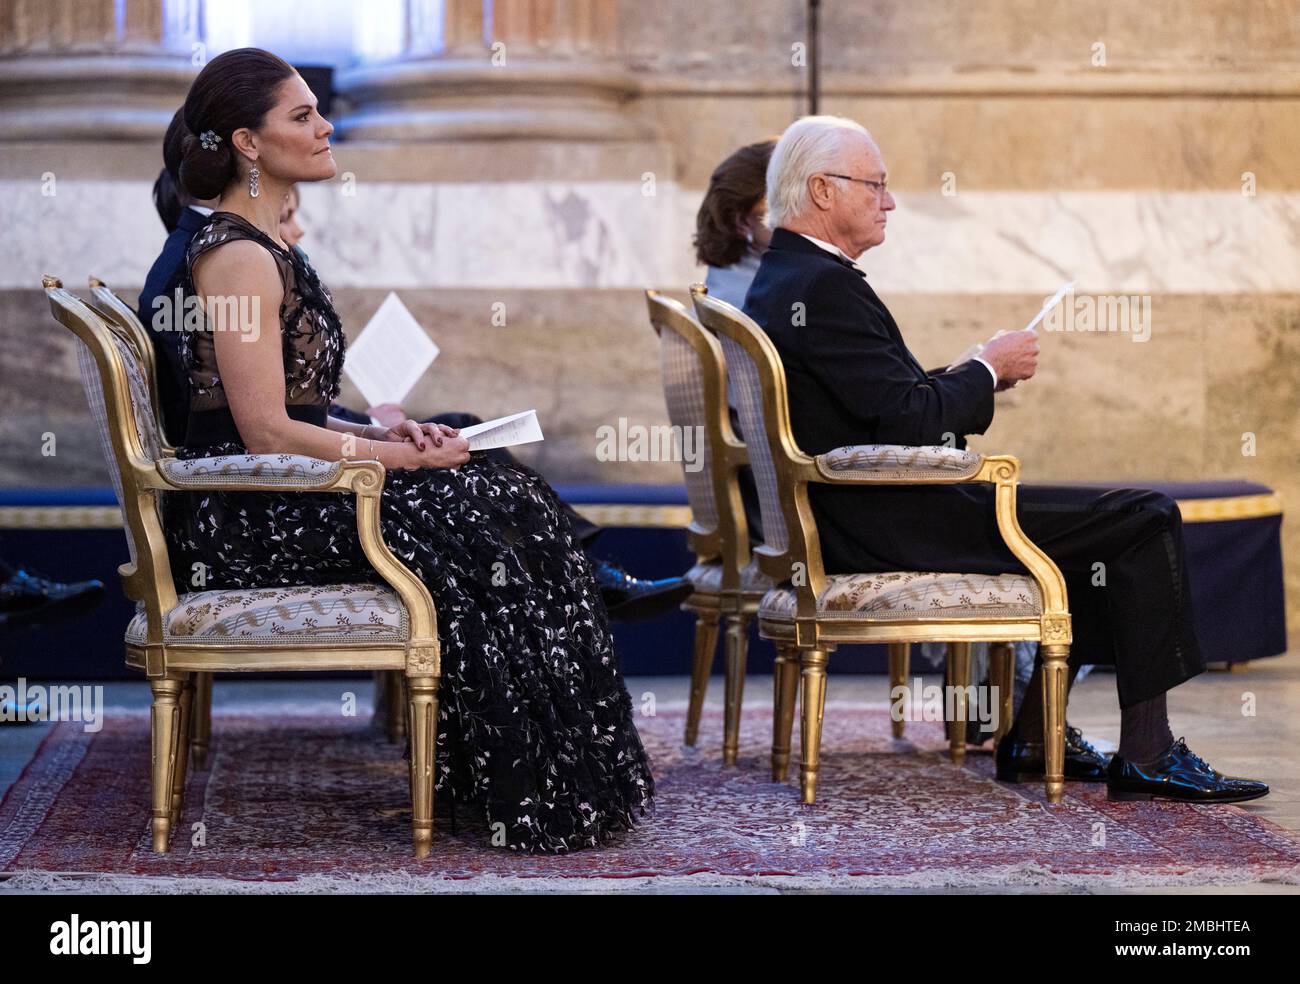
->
[690,286,1073,804]
[84,277,409,756]
[47,275,442,857]
[646,289,770,764]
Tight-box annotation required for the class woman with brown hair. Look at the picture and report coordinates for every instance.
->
[162,48,655,853]
[694,139,777,308]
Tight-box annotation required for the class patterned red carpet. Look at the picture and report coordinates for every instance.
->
[3,702,1298,892]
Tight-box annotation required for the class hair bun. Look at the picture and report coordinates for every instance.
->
[178,128,233,201]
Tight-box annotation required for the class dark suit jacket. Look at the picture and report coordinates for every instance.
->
[742,227,1007,574]
[138,206,210,446]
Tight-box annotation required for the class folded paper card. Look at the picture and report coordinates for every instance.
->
[343,292,439,408]
[459,410,545,452]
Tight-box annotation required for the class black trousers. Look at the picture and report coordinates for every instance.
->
[330,404,601,546]
[810,482,1205,708]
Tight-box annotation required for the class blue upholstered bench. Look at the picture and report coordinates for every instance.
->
[0,480,1286,679]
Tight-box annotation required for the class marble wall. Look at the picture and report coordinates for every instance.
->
[1,0,1297,634]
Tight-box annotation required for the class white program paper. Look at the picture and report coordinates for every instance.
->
[459,410,545,452]
[342,292,439,408]
[947,279,1075,371]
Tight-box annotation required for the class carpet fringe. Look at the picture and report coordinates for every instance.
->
[3,860,1299,895]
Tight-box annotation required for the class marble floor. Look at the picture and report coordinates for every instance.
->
[2,650,1298,894]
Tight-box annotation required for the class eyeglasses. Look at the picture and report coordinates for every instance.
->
[823,173,889,196]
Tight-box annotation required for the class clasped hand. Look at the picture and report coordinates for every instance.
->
[380,419,472,469]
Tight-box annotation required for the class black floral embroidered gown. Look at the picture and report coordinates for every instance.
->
[163,212,654,853]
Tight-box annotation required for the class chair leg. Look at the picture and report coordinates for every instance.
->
[386,670,408,743]
[407,675,439,859]
[722,612,750,766]
[170,674,194,826]
[1040,643,1070,804]
[771,642,800,781]
[946,642,972,764]
[989,642,1015,748]
[149,674,185,853]
[888,642,909,738]
[371,669,390,734]
[684,608,720,747]
[798,648,830,804]
[190,672,212,769]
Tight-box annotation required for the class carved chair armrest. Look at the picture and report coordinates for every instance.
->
[155,453,347,490]
[799,449,1070,628]
[814,444,983,482]
[139,456,441,674]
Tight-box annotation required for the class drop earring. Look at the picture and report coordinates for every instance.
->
[249,164,260,198]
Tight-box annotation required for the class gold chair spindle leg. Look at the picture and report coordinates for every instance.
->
[722,612,750,766]
[771,642,800,781]
[371,669,389,734]
[684,608,720,748]
[990,642,1015,748]
[170,674,194,825]
[947,642,972,764]
[149,675,185,853]
[407,675,438,858]
[1040,643,1070,804]
[190,672,212,769]
[888,642,909,739]
[387,670,408,743]
[798,648,830,804]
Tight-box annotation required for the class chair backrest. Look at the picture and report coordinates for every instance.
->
[691,286,827,595]
[44,276,177,618]
[86,277,169,451]
[645,289,749,580]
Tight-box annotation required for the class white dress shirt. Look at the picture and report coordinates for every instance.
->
[794,231,998,388]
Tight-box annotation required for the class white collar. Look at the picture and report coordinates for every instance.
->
[189,204,215,217]
[796,232,862,269]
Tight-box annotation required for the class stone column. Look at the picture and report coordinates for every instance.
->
[335,0,639,142]
[0,0,199,140]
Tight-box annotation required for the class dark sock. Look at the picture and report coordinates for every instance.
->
[1007,661,1079,743]
[1118,692,1174,764]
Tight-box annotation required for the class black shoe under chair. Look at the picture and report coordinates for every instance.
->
[0,561,104,630]
[996,724,1111,783]
[1107,737,1270,804]
[592,560,694,623]
[1,561,106,726]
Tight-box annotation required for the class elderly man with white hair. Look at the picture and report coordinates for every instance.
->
[740,115,1266,804]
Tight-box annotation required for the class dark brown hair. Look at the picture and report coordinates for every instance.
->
[178,47,297,201]
[152,108,189,232]
[693,139,777,268]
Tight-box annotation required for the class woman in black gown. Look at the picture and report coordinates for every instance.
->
[161,48,654,853]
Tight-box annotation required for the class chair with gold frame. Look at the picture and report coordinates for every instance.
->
[84,277,409,759]
[690,286,1073,804]
[47,275,441,857]
[645,289,770,764]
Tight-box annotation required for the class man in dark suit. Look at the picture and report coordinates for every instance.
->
[136,113,689,622]
[139,196,213,446]
[742,115,1266,803]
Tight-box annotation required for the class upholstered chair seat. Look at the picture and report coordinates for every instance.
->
[125,583,409,646]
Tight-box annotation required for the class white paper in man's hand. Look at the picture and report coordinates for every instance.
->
[946,279,1075,371]
[343,292,439,408]
[459,410,544,451]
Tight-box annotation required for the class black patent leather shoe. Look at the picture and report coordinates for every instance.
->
[592,560,694,623]
[1107,737,1269,804]
[0,562,104,629]
[995,724,1111,782]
